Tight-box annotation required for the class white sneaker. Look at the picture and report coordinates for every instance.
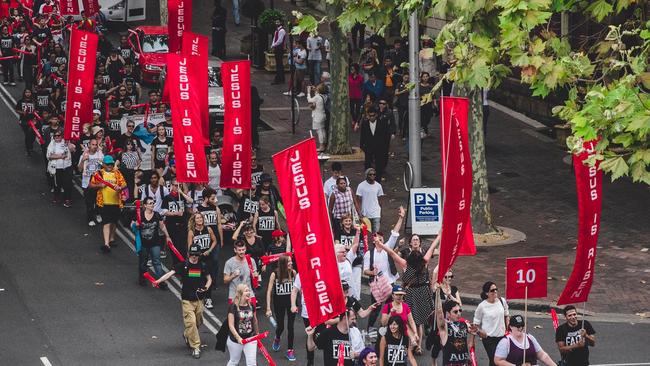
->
[160,250,167,259]
[88,221,96,227]
[192,348,201,359]
[420,131,427,139]
[283,91,292,96]
[95,214,103,223]
[204,298,214,309]
[296,92,305,97]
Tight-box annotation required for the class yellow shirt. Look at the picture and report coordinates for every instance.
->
[100,171,120,205]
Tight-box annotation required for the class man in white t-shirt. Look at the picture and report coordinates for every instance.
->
[77,138,104,226]
[306,33,323,84]
[207,151,222,194]
[356,168,384,233]
[323,162,350,201]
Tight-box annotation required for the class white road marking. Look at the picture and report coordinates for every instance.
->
[40,357,53,366]
[0,83,224,334]
[489,100,547,129]
[591,362,650,366]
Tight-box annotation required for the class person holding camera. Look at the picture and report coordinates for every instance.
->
[154,244,213,359]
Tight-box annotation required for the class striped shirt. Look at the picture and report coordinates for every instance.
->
[331,187,354,219]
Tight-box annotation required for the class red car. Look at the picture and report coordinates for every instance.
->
[127,26,169,85]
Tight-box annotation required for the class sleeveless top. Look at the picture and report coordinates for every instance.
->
[193,227,211,252]
[505,335,538,366]
[442,321,470,366]
[272,276,293,306]
[383,333,409,366]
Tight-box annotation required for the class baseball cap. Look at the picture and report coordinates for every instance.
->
[392,285,406,295]
[103,155,115,165]
[188,244,201,256]
[93,109,101,115]
[510,314,525,327]
[271,229,285,238]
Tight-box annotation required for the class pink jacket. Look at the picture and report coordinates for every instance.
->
[348,73,363,100]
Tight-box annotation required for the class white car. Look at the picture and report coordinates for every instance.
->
[159,58,225,126]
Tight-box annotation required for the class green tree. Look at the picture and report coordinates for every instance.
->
[295,0,650,233]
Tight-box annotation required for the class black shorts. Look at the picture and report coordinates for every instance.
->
[101,205,121,224]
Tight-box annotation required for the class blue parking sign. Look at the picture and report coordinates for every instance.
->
[409,188,442,235]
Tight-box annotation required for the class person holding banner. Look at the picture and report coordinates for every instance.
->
[135,197,172,289]
[224,240,258,305]
[77,138,104,226]
[154,244,212,360]
[306,308,357,366]
[14,88,36,156]
[494,315,557,366]
[555,305,596,366]
[265,254,297,361]
[227,283,259,366]
[90,155,127,253]
[471,281,510,366]
[435,300,476,366]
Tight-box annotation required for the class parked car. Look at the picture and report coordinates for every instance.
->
[159,59,225,127]
[127,26,168,84]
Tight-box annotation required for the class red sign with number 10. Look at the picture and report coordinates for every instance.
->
[506,256,548,299]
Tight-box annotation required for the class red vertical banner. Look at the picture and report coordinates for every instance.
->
[168,0,193,53]
[64,28,97,141]
[557,140,602,305]
[437,96,475,283]
[181,32,209,144]
[81,0,99,17]
[166,53,208,183]
[59,0,79,15]
[273,138,346,327]
[220,60,252,189]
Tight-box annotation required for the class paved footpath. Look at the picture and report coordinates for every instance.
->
[185,0,650,317]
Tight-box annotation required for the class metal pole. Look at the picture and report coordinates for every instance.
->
[408,11,422,187]
[289,33,296,134]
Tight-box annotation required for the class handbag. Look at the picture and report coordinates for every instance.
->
[369,272,392,303]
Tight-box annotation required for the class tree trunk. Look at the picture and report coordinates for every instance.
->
[160,0,168,26]
[326,2,352,155]
[455,86,498,234]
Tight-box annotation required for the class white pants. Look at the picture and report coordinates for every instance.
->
[226,337,257,366]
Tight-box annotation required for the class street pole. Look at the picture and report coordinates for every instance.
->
[289,32,296,134]
[160,0,168,26]
[408,11,422,188]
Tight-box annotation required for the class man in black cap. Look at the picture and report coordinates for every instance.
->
[155,244,212,359]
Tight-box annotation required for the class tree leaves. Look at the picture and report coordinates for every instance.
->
[586,0,614,22]
[600,156,629,181]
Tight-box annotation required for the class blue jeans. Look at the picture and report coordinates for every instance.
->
[308,60,321,85]
[232,0,240,25]
[369,217,381,233]
[204,245,221,299]
[139,245,163,279]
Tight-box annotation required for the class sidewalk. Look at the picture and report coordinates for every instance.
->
[189,1,650,316]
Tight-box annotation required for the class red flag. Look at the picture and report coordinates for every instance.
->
[143,272,159,287]
[272,138,346,327]
[245,254,260,289]
[257,339,277,366]
[550,308,560,330]
[220,60,253,189]
[242,331,268,344]
[28,120,44,145]
[167,239,185,262]
[167,0,193,53]
[81,0,99,17]
[557,140,602,305]
[59,0,79,15]
[260,252,292,265]
[437,97,474,283]
[181,32,209,144]
[337,343,345,366]
[64,28,97,141]
[166,53,208,182]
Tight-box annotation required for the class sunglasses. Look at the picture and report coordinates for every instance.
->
[54,134,62,137]
[452,309,462,314]
[445,275,454,279]
[489,288,498,293]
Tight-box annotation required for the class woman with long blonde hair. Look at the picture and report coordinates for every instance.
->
[227,284,258,365]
